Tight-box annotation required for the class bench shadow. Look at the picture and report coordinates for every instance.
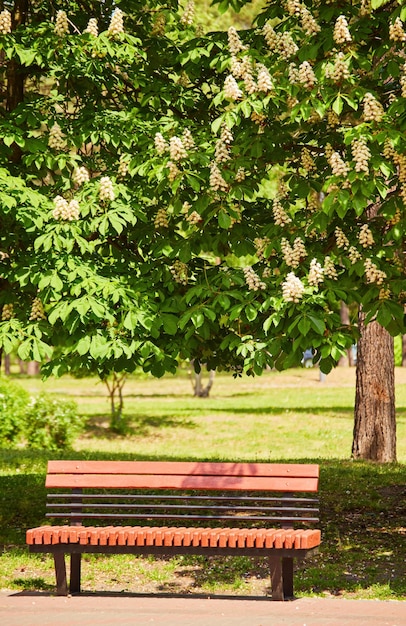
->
[9,589,280,602]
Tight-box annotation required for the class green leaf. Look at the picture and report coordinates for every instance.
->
[298,316,311,336]
[332,95,343,116]
[218,210,232,229]
[76,336,91,356]
[308,315,326,335]
[245,303,258,322]
[162,314,178,335]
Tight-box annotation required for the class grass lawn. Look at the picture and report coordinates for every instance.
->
[0,366,405,600]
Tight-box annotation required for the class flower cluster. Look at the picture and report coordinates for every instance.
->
[169,136,188,161]
[363,92,384,122]
[209,163,228,192]
[215,125,233,163]
[29,298,46,321]
[2,303,14,321]
[281,237,307,268]
[167,161,180,182]
[389,18,406,42]
[224,75,243,100]
[360,0,371,16]
[243,266,266,291]
[298,61,317,89]
[282,272,305,302]
[273,198,292,226]
[154,132,168,155]
[186,210,202,225]
[330,52,350,83]
[53,196,80,221]
[286,0,301,15]
[329,151,349,177]
[300,6,320,36]
[73,166,90,186]
[152,13,166,36]
[0,9,12,34]
[324,256,338,279]
[99,176,115,202]
[401,67,406,98]
[335,227,349,249]
[301,148,315,172]
[348,246,362,264]
[352,137,371,173]
[227,26,246,55]
[84,18,98,37]
[154,208,169,229]
[333,15,352,45]
[263,23,298,59]
[181,1,195,26]
[48,123,66,151]
[235,167,247,182]
[364,259,387,285]
[108,8,124,36]
[170,260,188,284]
[254,65,271,93]
[308,259,324,287]
[327,111,340,127]
[182,129,195,150]
[118,155,130,178]
[54,10,69,36]
[358,224,374,247]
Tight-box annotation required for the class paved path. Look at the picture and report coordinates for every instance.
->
[0,592,405,626]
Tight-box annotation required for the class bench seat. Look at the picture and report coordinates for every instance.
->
[27,525,321,549]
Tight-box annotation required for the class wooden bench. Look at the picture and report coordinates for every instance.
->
[26,460,321,600]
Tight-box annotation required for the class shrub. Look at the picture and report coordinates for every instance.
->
[25,393,83,450]
[0,378,30,445]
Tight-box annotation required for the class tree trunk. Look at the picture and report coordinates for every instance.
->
[352,312,396,462]
[193,367,215,397]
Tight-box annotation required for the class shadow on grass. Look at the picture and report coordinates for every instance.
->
[81,414,198,439]
[12,577,54,592]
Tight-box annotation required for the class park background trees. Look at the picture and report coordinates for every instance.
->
[0,0,405,457]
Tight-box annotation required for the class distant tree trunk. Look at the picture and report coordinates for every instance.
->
[192,364,215,397]
[352,311,396,462]
[338,303,356,367]
[26,361,40,375]
[104,372,127,432]
[4,354,11,375]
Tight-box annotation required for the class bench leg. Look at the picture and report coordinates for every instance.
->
[53,553,68,596]
[70,553,82,594]
[282,557,294,599]
[269,556,284,601]
[269,556,294,601]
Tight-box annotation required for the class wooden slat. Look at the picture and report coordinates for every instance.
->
[46,460,319,479]
[45,473,319,492]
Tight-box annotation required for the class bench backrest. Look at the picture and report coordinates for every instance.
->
[45,460,320,528]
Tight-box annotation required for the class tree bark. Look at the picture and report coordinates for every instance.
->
[352,311,396,462]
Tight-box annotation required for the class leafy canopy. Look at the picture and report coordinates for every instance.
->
[0,0,405,379]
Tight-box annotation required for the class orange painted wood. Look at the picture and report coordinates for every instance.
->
[47,460,319,479]
[45,473,318,492]
[26,525,322,550]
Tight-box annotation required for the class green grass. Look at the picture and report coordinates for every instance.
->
[1,367,405,600]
